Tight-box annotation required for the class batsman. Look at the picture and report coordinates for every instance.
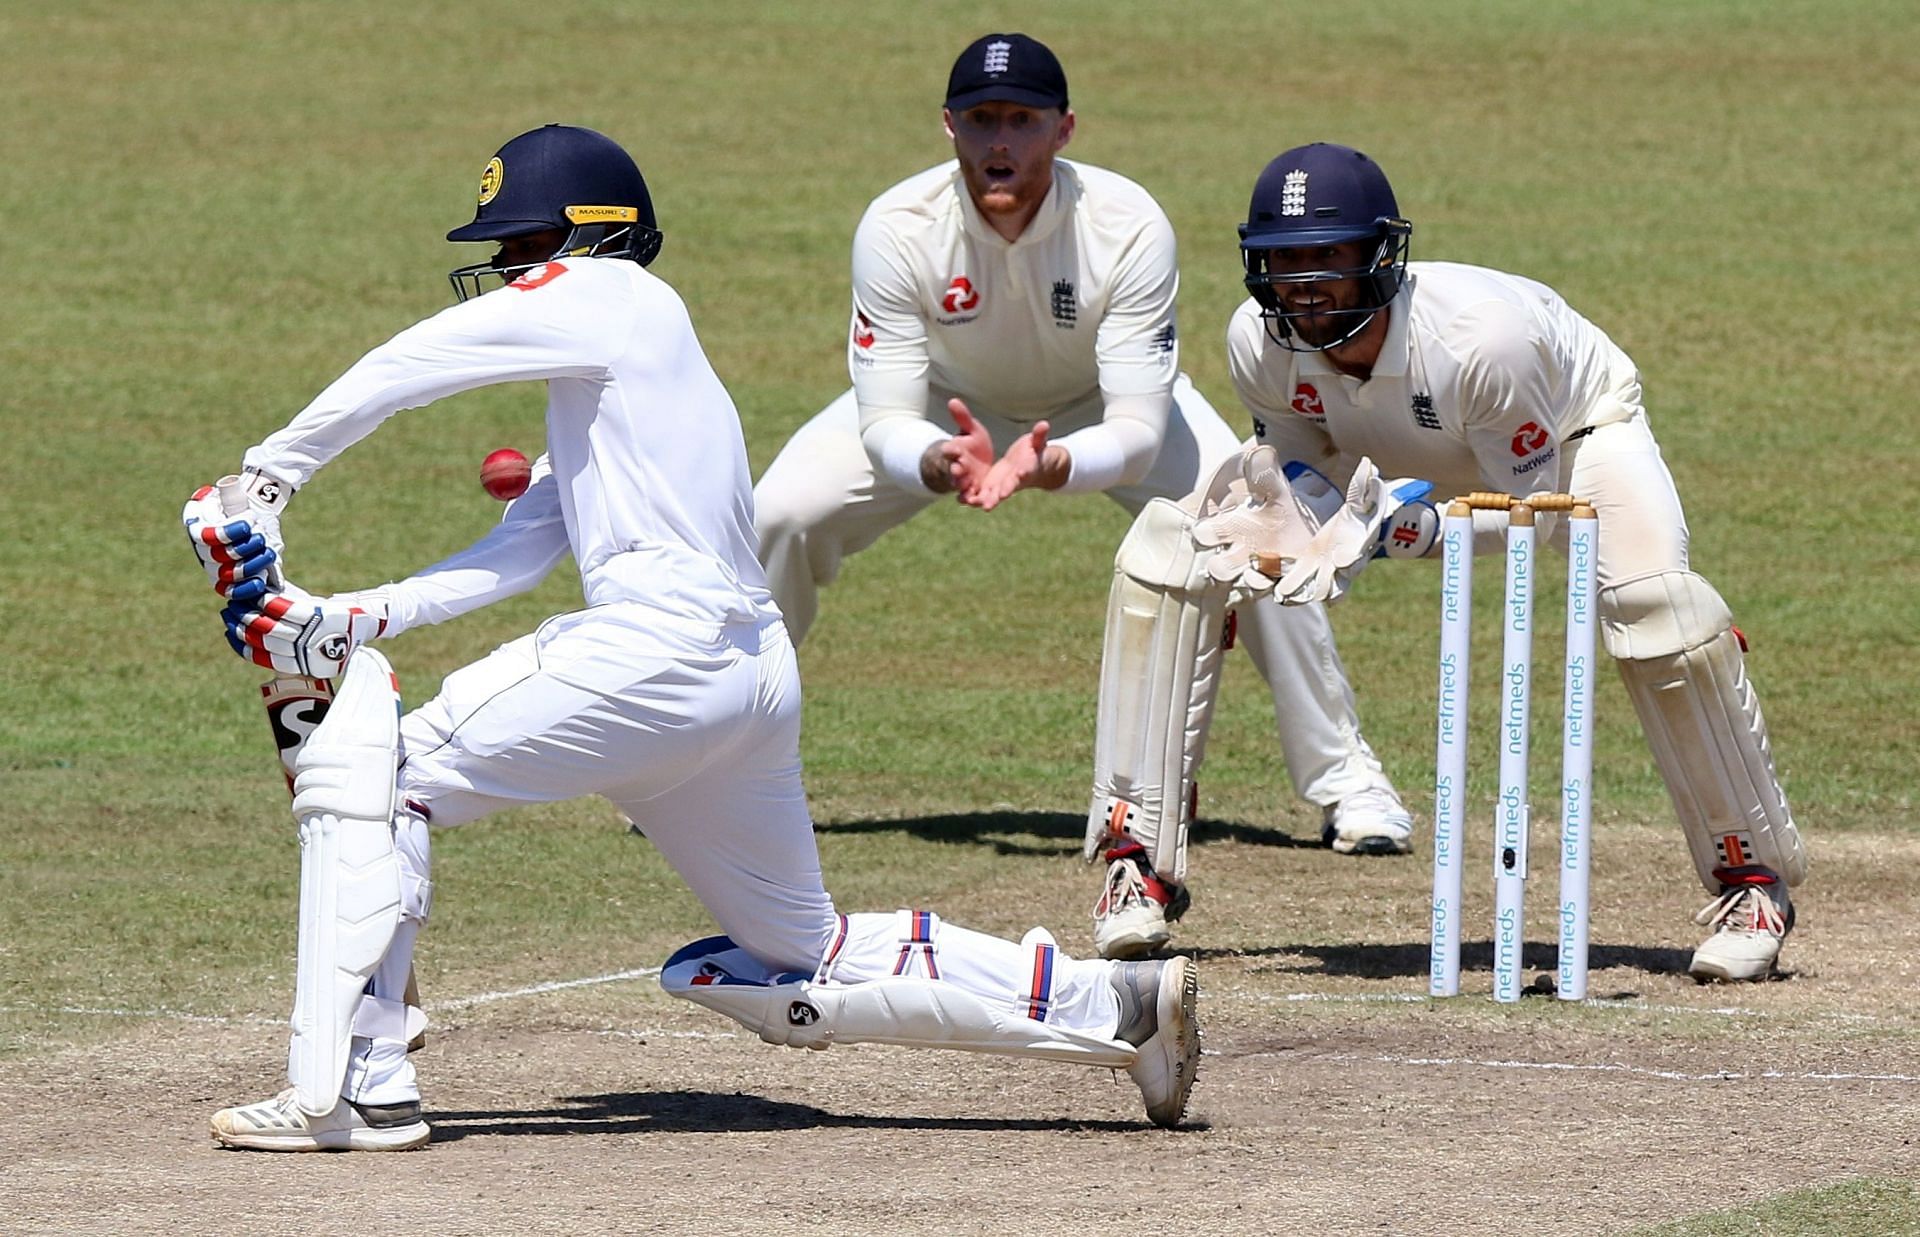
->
[1091,143,1808,982]
[183,124,1200,1152]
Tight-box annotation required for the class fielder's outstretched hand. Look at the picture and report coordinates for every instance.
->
[940,399,997,501]
[222,584,388,679]
[967,419,1053,511]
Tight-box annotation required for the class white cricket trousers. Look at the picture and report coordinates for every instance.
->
[340,603,1123,1104]
[753,379,1391,806]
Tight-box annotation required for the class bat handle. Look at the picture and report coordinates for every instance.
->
[216,474,249,518]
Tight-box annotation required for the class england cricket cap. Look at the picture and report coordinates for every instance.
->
[944,33,1069,112]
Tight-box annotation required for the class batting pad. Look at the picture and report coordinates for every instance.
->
[1602,570,1807,890]
[1085,497,1231,882]
[287,647,405,1116]
[662,936,1136,1067]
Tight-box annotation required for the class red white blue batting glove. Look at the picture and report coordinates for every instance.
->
[222,584,390,679]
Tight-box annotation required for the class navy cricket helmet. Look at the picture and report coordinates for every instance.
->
[1238,143,1411,352]
[447,124,664,301]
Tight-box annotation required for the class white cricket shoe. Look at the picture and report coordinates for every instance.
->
[1321,785,1414,855]
[1092,845,1190,960]
[211,1088,430,1152]
[1111,956,1200,1128]
[1689,873,1794,982]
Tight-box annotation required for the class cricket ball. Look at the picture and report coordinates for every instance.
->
[480,448,532,501]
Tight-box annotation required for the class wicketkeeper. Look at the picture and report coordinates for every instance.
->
[1089,143,1807,982]
[182,124,1199,1151]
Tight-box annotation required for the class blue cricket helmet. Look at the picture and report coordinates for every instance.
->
[1238,143,1411,351]
[447,124,664,300]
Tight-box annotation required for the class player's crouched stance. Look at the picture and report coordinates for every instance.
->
[182,125,1199,1151]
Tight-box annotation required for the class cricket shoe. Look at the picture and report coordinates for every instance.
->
[1688,866,1794,983]
[211,1088,430,1151]
[1093,841,1191,960]
[1321,786,1414,855]
[1111,955,1201,1128]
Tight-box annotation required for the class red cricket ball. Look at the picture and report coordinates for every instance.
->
[480,448,532,501]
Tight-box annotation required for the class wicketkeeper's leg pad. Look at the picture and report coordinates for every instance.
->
[1086,496,1233,884]
[1601,570,1807,891]
[662,933,1136,1068]
[286,647,406,1116]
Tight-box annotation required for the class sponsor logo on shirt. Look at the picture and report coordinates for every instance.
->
[1513,446,1557,476]
[1051,279,1077,328]
[1251,415,1268,439]
[853,311,875,350]
[1510,421,1550,456]
[1152,323,1175,354]
[1291,382,1326,419]
[509,261,568,291]
[1412,392,1441,431]
[941,276,980,315]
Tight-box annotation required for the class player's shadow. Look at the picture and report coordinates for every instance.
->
[1194,939,1695,983]
[427,1090,1155,1140]
[812,810,1316,857]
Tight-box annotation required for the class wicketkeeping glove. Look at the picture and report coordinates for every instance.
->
[221,584,389,679]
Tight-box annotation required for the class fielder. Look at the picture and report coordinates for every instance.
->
[182,124,1199,1152]
[1095,142,1807,982]
[753,33,1414,962]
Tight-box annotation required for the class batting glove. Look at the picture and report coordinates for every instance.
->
[222,584,389,679]
[183,471,294,599]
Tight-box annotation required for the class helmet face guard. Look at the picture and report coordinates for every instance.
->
[448,214,664,302]
[445,125,664,302]
[1240,222,1410,352]
[1236,143,1411,352]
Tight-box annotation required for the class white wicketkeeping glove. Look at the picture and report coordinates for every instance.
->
[1271,458,1437,605]
[1191,446,1319,601]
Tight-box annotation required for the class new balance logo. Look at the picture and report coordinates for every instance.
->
[1152,323,1176,354]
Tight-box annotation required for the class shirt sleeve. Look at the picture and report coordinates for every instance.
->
[243,263,624,487]
[362,464,570,637]
[1055,208,1181,491]
[849,209,944,493]
[1228,305,1342,477]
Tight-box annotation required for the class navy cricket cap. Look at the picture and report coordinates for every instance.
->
[944,33,1068,112]
[447,124,656,243]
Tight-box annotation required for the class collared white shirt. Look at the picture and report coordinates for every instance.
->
[849,158,1182,492]
[245,257,776,631]
[1229,261,1644,500]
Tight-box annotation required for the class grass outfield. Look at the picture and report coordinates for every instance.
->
[2,2,1916,1230]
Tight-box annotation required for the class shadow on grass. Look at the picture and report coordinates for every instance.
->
[811,810,1318,856]
[1191,939,1696,981]
[427,1090,1162,1139]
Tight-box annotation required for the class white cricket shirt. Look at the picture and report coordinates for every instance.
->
[849,158,1183,493]
[1229,261,1644,501]
[244,257,777,632]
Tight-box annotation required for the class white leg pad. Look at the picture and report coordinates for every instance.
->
[1602,570,1806,890]
[286,647,405,1117]
[662,936,1136,1068]
[1086,496,1232,881]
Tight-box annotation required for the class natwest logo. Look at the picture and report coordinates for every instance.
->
[853,311,875,350]
[1511,421,1550,456]
[1291,383,1326,418]
[941,276,980,315]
